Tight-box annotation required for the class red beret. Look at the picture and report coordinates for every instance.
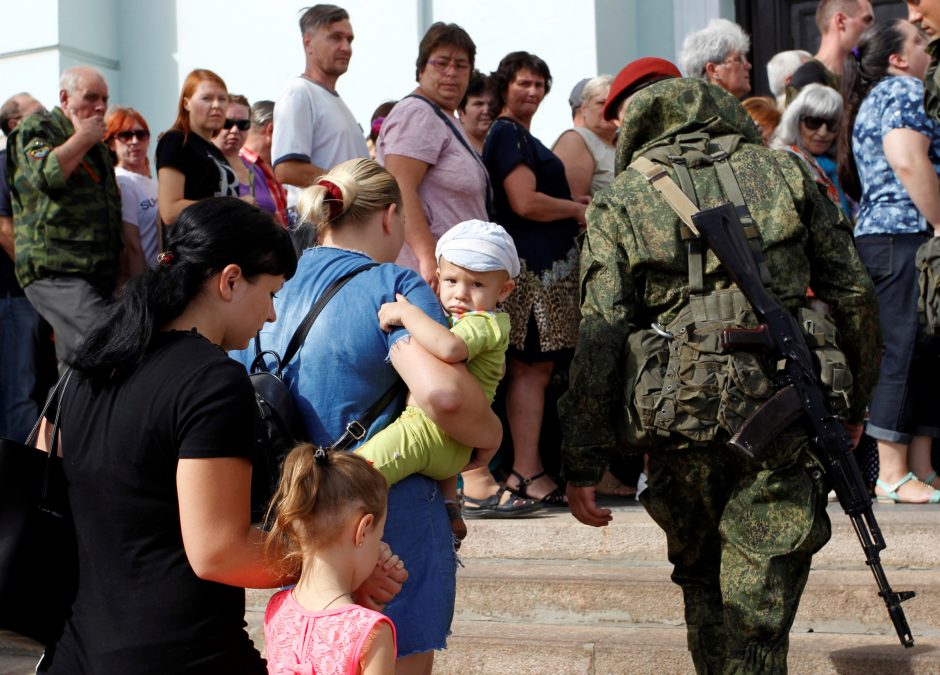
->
[603,57,682,120]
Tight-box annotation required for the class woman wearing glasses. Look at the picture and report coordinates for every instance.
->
[156,69,246,226]
[105,107,158,275]
[376,22,489,292]
[212,94,260,208]
[772,83,847,212]
[837,20,940,504]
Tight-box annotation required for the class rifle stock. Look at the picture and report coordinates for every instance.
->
[692,202,916,649]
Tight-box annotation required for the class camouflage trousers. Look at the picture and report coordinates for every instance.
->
[640,428,831,674]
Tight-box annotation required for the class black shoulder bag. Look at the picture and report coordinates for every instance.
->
[249,264,403,518]
[0,369,78,645]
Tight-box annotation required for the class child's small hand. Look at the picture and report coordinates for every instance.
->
[353,542,409,611]
[377,293,413,332]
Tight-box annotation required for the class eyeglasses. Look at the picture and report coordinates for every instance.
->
[720,53,750,67]
[427,57,471,73]
[115,129,150,142]
[802,116,838,132]
[223,118,250,131]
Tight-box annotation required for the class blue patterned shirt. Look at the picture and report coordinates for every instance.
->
[853,75,940,236]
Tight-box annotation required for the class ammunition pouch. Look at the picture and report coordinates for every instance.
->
[623,291,852,447]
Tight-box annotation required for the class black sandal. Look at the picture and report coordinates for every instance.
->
[506,470,568,506]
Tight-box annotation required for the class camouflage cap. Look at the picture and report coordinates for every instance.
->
[614,77,762,176]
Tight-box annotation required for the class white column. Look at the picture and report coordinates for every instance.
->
[672,0,723,74]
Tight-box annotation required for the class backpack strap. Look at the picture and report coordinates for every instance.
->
[631,155,707,293]
[706,140,773,288]
[329,379,405,452]
[253,262,379,376]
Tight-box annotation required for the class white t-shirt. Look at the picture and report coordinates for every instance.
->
[272,76,369,208]
[115,167,159,267]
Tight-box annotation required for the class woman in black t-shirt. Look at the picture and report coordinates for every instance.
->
[36,198,297,674]
[156,69,247,225]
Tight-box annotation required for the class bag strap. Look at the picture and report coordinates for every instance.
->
[329,379,405,453]
[253,262,379,376]
[404,94,494,215]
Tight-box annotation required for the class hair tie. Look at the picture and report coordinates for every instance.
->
[313,446,330,466]
[370,117,385,137]
[317,179,345,221]
[156,251,175,268]
[851,47,861,62]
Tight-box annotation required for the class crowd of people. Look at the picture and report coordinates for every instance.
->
[2,0,940,672]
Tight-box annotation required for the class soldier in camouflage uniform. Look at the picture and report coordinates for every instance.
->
[907,0,940,121]
[558,70,881,674]
[7,66,122,368]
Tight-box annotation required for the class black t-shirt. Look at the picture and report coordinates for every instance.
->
[43,331,265,674]
[482,117,580,273]
[155,130,238,201]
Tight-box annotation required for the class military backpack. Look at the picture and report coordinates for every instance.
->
[620,133,853,448]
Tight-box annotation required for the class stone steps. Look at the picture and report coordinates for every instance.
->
[435,621,940,674]
[453,559,940,635]
[456,502,940,568]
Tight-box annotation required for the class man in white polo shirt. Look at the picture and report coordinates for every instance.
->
[273,4,369,230]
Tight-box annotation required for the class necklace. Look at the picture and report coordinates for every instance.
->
[320,591,352,611]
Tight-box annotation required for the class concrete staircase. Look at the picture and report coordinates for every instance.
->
[1,502,937,674]
[435,500,940,674]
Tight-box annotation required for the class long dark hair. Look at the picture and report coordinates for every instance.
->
[72,198,297,384]
[837,19,907,202]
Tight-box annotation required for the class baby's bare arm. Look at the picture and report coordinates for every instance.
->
[378,293,469,363]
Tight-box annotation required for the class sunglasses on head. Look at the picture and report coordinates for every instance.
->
[115,129,150,142]
[802,116,837,132]
[223,118,250,131]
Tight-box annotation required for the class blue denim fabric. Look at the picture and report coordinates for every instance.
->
[0,294,40,441]
[856,234,940,443]
[382,475,456,656]
[231,246,456,652]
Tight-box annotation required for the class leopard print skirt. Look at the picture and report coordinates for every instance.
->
[500,245,581,357]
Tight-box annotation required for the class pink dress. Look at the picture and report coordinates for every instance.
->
[264,590,396,675]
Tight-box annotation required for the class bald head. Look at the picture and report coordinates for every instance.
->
[0,92,44,136]
[59,66,109,121]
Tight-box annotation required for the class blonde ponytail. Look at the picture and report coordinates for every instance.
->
[263,444,388,576]
[294,159,402,240]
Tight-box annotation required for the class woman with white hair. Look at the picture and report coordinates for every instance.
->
[679,18,752,98]
[551,74,617,198]
[772,83,846,210]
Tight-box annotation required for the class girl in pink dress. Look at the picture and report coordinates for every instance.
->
[264,447,398,675]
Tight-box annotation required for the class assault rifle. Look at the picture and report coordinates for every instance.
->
[692,202,916,649]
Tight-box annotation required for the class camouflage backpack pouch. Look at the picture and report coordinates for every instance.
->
[916,236,940,336]
[623,288,775,446]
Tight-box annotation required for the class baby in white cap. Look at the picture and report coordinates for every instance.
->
[356,220,519,545]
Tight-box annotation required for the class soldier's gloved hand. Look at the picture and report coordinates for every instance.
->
[567,484,612,527]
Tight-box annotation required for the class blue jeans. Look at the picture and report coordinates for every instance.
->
[856,234,940,443]
[382,474,456,657]
[0,294,40,441]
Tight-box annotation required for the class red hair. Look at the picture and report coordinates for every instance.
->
[170,69,228,142]
[105,106,152,176]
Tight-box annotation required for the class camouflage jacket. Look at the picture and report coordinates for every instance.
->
[558,79,881,486]
[926,38,940,124]
[7,106,122,293]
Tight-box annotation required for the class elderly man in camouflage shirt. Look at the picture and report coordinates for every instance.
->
[7,66,122,369]
[559,64,880,674]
